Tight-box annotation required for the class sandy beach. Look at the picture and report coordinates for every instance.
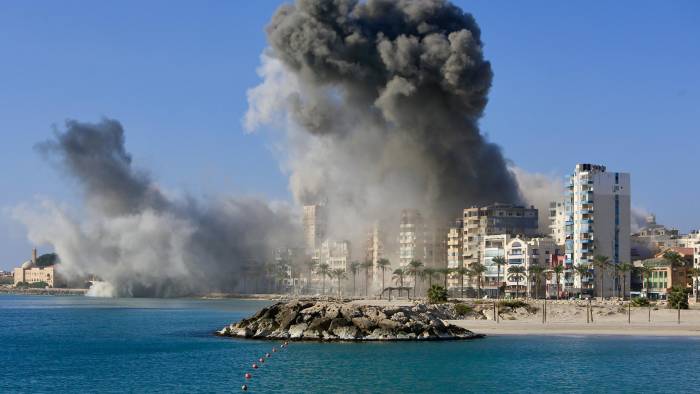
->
[350,298,700,337]
[447,301,700,336]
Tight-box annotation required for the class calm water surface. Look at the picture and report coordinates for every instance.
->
[1,294,699,393]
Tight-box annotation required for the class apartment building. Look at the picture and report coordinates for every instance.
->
[398,208,449,287]
[548,201,567,246]
[462,203,539,268]
[564,164,631,298]
[320,240,351,272]
[303,204,327,258]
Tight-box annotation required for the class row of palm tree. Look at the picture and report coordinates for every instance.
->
[308,258,395,297]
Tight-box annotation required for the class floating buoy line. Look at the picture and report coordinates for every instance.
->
[242,341,290,391]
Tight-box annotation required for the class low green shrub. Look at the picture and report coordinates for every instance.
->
[454,303,473,316]
[498,300,529,309]
[427,285,448,304]
[668,286,690,309]
[631,297,650,307]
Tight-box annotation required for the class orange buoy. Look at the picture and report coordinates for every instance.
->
[252,363,258,369]
[241,384,248,391]
[244,373,252,379]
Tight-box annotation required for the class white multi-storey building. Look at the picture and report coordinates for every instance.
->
[320,240,351,272]
[548,201,567,246]
[446,221,463,289]
[462,204,539,268]
[564,163,631,297]
[677,231,700,249]
[303,204,327,258]
[505,237,559,298]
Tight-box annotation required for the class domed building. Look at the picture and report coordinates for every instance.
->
[13,248,61,288]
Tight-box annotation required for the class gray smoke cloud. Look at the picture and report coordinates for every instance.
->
[14,119,299,297]
[248,0,521,254]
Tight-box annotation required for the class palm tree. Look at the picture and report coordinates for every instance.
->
[392,268,406,289]
[408,260,424,299]
[552,263,565,300]
[618,262,632,300]
[574,264,590,299]
[529,265,545,299]
[454,266,469,298]
[304,260,317,294]
[349,261,361,297]
[376,258,391,297]
[637,263,654,299]
[423,268,437,288]
[360,260,374,297]
[331,268,346,297]
[437,267,451,288]
[492,256,507,300]
[508,265,527,299]
[466,268,475,297]
[316,263,330,295]
[470,262,487,299]
[593,255,611,300]
[687,267,700,303]
[663,250,686,267]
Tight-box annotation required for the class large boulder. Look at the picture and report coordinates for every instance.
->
[332,325,359,340]
[351,317,376,332]
[288,323,308,339]
[307,317,332,332]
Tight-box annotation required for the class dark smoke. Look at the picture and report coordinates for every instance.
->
[265,0,521,220]
[21,119,299,297]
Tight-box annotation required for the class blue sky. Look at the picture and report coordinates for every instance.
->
[1,0,698,269]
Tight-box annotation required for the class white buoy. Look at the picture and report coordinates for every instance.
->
[241,384,248,391]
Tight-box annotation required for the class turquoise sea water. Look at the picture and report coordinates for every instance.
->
[2,295,700,394]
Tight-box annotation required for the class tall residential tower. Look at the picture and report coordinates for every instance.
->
[565,163,631,297]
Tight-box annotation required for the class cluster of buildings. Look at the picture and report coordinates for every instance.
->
[299,163,700,300]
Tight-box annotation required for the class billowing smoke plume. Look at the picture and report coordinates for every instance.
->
[248,0,522,244]
[14,119,299,297]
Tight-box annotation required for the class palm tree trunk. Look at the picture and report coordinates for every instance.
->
[460,274,464,298]
[381,269,385,297]
[365,269,369,297]
[353,274,356,297]
[497,266,501,300]
[322,276,326,295]
[413,273,417,300]
[622,275,626,300]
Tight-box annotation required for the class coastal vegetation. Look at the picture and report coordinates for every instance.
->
[668,286,690,309]
[15,281,49,289]
[427,285,448,304]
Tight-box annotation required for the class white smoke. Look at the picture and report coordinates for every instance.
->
[509,166,564,233]
[86,281,117,298]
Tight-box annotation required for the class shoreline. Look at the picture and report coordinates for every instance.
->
[0,287,87,296]
[448,320,700,337]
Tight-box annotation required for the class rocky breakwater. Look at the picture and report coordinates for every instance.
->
[217,300,484,341]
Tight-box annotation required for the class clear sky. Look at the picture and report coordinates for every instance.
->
[1,0,698,269]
